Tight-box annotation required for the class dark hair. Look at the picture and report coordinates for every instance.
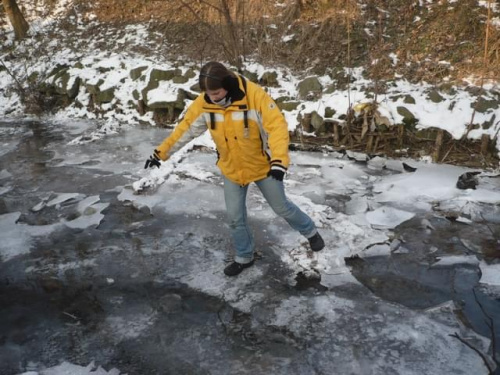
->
[199,61,234,91]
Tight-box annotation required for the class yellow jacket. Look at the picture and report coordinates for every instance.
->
[155,75,290,185]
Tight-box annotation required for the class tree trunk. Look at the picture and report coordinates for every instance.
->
[433,129,444,162]
[219,0,242,70]
[3,0,30,40]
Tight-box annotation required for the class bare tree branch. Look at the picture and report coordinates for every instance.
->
[194,0,224,14]
[175,0,241,67]
[0,58,25,97]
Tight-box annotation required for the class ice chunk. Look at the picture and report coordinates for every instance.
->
[479,261,500,286]
[0,169,12,179]
[366,206,415,229]
[432,255,479,267]
[17,361,121,375]
[64,202,108,229]
[361,243,391,257]
[47,193,82,207]
[0,212,58,262]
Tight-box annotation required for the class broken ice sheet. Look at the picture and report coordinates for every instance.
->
[17,361,121,375]
[105,312,157,341]
[479,261,500,286]
[268,293,489,374]
[0,212,58,262]
[431,255,480,267]
[46,192,83,207]
[366,206,415,229]
[361,243,391,258]
[345,196,369,215]
[53,195,109,229]
[0,186,11,195]
[0,169,12,179]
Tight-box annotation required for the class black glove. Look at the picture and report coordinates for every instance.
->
[267,165,286,181]
[144,149,162,169]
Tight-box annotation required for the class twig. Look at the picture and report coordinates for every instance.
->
[62,311,79,321]
[217,304,229,336]
[0,58,25,97]
[449,333,495,373]
[440,143,454,163]
[176,0,229,57]
[473,288,498,363]
[180,0,223,14]
[492,120,500,142]
[479,213,496,237]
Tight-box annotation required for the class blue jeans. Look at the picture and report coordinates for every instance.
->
[224,176,317,264]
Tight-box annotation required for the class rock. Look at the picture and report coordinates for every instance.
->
[297,76,322,100]
[149,68,181,82]
[179,88,198,101]
[438,83,457,95]
[172,75,189,84]
[310,111,324,130]
[95,87,115,103]
[402,162,417,172]
[300,113,313,132]
[132,89,140,101]
[241,70,258,83]
[456,171,480,190]
[403,95,416,104]
[277,101,300,111]
[141,68,186,107]
[184,68,197,79]
[481,114,497,130]
[129,66,148,80]
[325,106,336,118]
[85,79,104,95]
[190,82,201,92]
[259,71,279,86]
[427,90,444,103]
[50,67,81,99]
[471,97,499,113]
[146,89,187,110]
[397,106,417,126]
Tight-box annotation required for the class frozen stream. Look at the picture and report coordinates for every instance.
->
[0,119,499,375]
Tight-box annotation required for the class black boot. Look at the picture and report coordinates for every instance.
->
[308,232,325,252]
[224,260,255,276]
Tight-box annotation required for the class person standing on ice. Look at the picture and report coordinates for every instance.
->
[145,61,324,276]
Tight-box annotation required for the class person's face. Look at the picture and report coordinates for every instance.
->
[206,88,228,103]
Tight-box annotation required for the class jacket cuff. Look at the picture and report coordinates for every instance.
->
[271,158,288,170]
[154,147,169,161]
[270,164,287,173]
